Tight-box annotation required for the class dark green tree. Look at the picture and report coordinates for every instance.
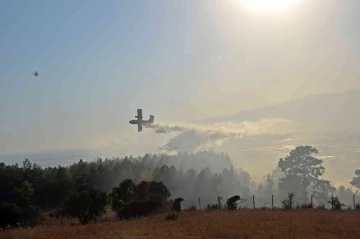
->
[14,181,34,208]
[110,179,136,214]
[278,145,335,204]
[63,189,108,224]
[148,181,171,204]
[0,150,255,213]
[0,202,22,229]
[111,180,170,218]
[12,180,42,227]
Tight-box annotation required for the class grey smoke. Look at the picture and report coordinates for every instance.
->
[148,118,296,152]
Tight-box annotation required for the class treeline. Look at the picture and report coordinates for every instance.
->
[0,151,251,228]
[0,147,359,228]
[0,151,252,210]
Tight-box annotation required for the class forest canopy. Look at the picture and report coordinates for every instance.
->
[0,148,358,221]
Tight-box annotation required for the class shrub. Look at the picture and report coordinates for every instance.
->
[346,206,353,211]
[171,197,184,212]
[207,204,219,210]
[188,205,196,211]
[0,203,22,230]
[0,203,43,230]
[21,205,43,227]
[301,203,313,209]
[166,213,179,220]
[327,195,345,211]
[281,193,295,210]
[226,195,242,210]
[117,200,163,220]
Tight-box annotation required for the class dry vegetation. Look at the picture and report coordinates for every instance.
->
[1,209,360,239]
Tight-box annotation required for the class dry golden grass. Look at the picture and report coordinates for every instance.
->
[1,209,360,239]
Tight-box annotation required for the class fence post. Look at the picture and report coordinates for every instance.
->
[272,194,274,209]
[217,196,223,209]
[198,197,201,210]
[311,195,313,208]
[353,194,356,210]
[253,195,255,209]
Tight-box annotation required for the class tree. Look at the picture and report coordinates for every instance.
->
[148,181,171,204]
[14,181,34,208]
[256,184,265,197]
[264,174,275,196]
[0,150,255,215]
[350,169,360,189]
[64,189,108,224]
[278,146,335,204]
[110,179,137,215]
[327,195,345,210]
[136,181,150,201]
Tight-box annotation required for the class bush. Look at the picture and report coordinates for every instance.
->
[207,204,219,210]
[117,200,163,220]
[21,205,42,227]
[0,203,43,229]
[0,203,22,229]
[281,193,294,210]
[166,213,179,220]
[188,205,196,211]
[301,203,313,209]
[327,195,345,211]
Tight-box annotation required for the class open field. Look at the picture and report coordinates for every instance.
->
[1,209,360,239]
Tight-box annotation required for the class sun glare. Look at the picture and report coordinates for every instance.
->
[239,0,297,13]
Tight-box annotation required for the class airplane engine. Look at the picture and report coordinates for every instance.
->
[149,115,154,123]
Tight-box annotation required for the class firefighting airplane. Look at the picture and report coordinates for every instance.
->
[129,109,154,132]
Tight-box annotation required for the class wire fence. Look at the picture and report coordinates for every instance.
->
[185,194,360,211]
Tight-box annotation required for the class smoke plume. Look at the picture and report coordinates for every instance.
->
[147,118,296,152]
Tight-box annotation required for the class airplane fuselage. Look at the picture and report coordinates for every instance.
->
[129,119,151,125]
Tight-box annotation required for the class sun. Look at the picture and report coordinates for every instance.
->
[239,0,298,13]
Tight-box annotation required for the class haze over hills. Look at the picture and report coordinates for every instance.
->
[175,88,360,187]
[203,87,360,131]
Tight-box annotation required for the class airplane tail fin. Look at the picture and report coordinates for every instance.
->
[149,115,154,123]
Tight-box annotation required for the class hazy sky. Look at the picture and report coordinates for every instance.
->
[1,0,360,154]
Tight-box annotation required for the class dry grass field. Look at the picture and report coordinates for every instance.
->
[1,209,360,239]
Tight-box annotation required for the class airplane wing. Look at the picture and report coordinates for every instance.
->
[136,109,143,120]
[138,124,142,132]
